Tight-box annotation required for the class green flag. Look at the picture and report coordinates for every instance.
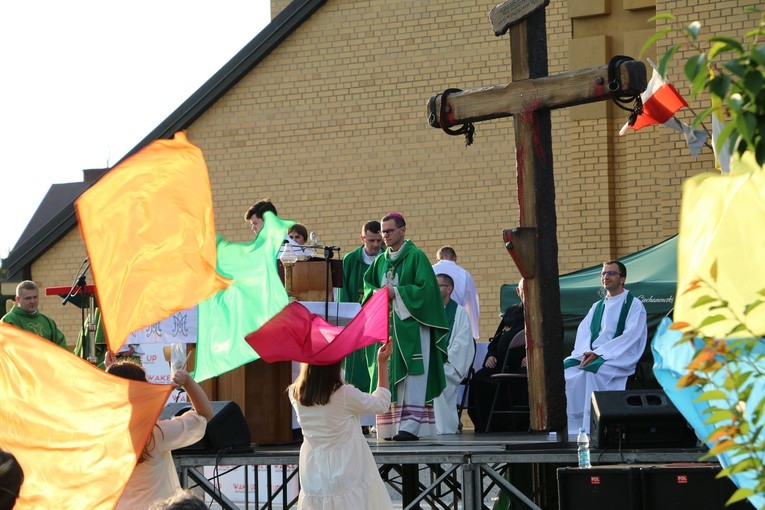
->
[193,211,293,382]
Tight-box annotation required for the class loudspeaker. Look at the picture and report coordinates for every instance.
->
[640,464,755,509]
[559,464,756,510]
[590,390,696,449]
[161,400,252,453]
[557,466,642,510]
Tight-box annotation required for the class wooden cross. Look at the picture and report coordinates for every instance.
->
[428,0,645,433]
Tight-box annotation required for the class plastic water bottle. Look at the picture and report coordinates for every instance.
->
[577,427,591,468]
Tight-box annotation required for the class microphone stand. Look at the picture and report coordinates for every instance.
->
[62,260,97,364]
[322,246,341,321]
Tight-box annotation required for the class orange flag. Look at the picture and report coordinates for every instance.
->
[76,131,229,353]
[0,323,171,509]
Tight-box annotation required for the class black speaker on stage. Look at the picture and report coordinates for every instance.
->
[590,390,696,449]
[160,400,252,453]
[557,466,642,510]
[640,464,755,509]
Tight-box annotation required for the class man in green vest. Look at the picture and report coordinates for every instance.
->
[340,220,383,393]
[2,280,67,349]
[363,212,449,441]
[563,260,647,436]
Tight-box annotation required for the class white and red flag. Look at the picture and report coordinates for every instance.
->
[619,60,688,135]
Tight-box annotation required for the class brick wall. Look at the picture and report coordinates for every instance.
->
[26,0,762,345]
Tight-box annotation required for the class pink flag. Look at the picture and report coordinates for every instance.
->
[246,288,389,365]
[620,61,688,135]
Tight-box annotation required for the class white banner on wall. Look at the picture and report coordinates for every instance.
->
[129,306,198,344]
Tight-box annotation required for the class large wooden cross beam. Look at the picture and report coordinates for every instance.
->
[428,0,645,434]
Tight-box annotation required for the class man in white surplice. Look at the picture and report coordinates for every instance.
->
[564,260,647,436]
[432,246,481,340]
[433,273,475,434]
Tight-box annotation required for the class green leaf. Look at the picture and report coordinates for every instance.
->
[724,59,747,78]
[708,41,736,61]
[658,45,680,78]
[710,259,718,281]
[714,121,737,154]
[744,299,763,315]
[750,45,765,67]
[743,71,764,100]
[726,323,748,335]
[647,13,676,22]
[736,112,757,144]
[756,138,765,167]
[691,105,718,129]
[641,28,672,59]
[707,36,745,55]
[705,409,735,424]
[692,295,717,308]
[695,389,727,401]
[726,488,756,505]
[699,314,726,328]
[708,74,730,99]
[736,371,753,388]
[685,54,708,95]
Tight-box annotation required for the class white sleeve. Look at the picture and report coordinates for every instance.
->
[343,385,391,415]
[445,307,475,381]
[155,411,207,453]
[462,272,481,339]
[569,302,598,359]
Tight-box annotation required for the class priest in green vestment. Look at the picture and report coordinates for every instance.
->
[340,220,383,393]
[2,280,67,349]
[363,213,448,441]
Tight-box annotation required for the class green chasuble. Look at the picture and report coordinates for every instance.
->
[339,245,370,303]
[341,245,376,392]
[363,240,449,402]
[1,306,67,348]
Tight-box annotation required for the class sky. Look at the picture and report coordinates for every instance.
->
[0,1,271,258]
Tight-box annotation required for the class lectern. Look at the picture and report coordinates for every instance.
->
[214,256,343,445]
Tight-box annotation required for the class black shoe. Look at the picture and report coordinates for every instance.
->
[392,431,419,441]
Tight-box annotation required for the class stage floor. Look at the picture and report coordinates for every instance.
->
[175,430,709,510]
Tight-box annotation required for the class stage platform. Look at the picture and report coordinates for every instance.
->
[174,431,708,509]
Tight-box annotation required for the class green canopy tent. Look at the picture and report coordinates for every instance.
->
[500,236,677,387]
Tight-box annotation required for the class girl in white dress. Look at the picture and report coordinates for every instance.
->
[105,359,213,510]
[289,342,393,510]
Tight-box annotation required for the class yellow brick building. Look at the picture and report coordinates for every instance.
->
[2,0,760,347]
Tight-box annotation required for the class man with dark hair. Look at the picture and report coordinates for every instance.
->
[1,281,67,349]
[363,213,449,441]
[244,199,278,238]
[564,260,647,435]
[432,245,481,340]
[340,220,384,394]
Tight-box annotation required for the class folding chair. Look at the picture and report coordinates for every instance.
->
[456,338,477,432]
[485,329,529,433]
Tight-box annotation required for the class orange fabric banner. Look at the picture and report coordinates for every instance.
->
[0,323,171,509]
[75,131,229,353]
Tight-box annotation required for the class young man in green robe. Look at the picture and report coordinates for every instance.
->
[340,220,383,393]
[2,280,67,349]
[363,213,449,441]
